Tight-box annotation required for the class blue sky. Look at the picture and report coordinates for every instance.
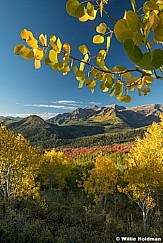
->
[0,0,163,119]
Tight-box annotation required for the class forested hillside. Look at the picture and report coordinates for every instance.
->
[1,104,161,149]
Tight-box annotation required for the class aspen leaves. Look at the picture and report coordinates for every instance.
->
[14,0,163,102]
[0,127,42,201]
[66,0,105,22]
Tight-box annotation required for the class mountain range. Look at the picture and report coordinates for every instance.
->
[1,104,162,149]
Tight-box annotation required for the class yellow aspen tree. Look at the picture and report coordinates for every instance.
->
[82,153,118,209]
[0,126,42,202]
[118,115,163,233]
[40,149,73,190]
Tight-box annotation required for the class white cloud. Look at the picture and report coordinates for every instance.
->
[88,102,102,105]
[0,112,58,120]
[24,100,103,112]
[54,100,78,104]
[24,104,76,110]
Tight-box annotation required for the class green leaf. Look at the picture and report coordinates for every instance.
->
[143,1,159,13]
[110,87,115,97]
[125,10,139,32]
[14,44,25,55]
[138,49,163,70]
[20,48,34,60]
[93,35,104,44]
[66,0,79,16]
[86,2,94,17]
[114,19,133,43]
[79,44,88,55]
[66,0,85,18]
[96,22,107,34]
[124,39,143,64]
[105,75,114,88]
[151,49,163,69]
[75,4,85,18]
[117,95,132,102]
[115,82,123,96]
[154,27,163,42]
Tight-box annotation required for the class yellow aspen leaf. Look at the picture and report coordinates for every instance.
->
[142,75,153,86]
[78,80,85,88]
[84,53,89,61]
[93,35,104,44]
[63,65,70,75]
[79,61,85,71]
[100,82,109,92]
[34,48,44,60]
[117,95,132,102]
[49,50,58,63]
[96,22,107,34]
[88,9,97,20]
[73,65,78,74]
[105,76,114,88]
[50,35,58,50]
[110,87,115,96]
[57,38,62,52]
[86,2,94,17]
[50,35,56,43]
[79,44,88,55]
[140,88,151,95]
[86,78,96,88]
[52,62,63,71]
[115,82,123,96]
[79,9,97,22]
[106,36,111,53]
[20,47,34,60]
[20,29,33,41]
[100,0,103,17]
[63,43,71,53]
[62,53,69,65]
[76,70,85,81]
[39,33,47,46]
[79,13,89,22]
[122,71,132,79]
[27,38,38,49]
[34,59,41,69]
[14,44,25,55]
